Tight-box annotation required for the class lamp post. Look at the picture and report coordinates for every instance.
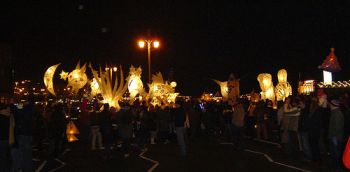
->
[138,39,160,83]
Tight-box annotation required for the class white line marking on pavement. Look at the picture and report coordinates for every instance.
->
[48,158,66,172]
[36,148,70,172]
[273,161,312,172]
[244,149,311,172]
[61,148,70,156]
[220,143,311,172]
[263,154,274,162]
[35,160,47,172]
[253,138,281,147]
[139,149,159,172]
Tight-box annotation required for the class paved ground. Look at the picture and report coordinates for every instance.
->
[33,136,336,172]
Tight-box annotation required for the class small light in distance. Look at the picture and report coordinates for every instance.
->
[113,67,117,72]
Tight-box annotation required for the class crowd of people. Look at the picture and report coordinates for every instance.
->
[1,89,350,171]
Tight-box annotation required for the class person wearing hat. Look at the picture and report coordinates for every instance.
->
[328,99,344,170]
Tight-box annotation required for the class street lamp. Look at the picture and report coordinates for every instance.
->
[138,39,160,83]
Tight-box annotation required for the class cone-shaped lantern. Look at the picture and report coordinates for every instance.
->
[319,48,341,72]
[67,134,78,142]
[66,121,80,135]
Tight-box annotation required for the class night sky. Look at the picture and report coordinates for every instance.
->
[2,1,350,95]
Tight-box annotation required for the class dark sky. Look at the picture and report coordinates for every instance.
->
[2,1,350,96]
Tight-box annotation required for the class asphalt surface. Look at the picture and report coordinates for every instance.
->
[33,136,335,172]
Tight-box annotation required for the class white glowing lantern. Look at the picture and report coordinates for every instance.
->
[127,66,144,104]
[167,93,179,103]
[323,70,332,85]
[257,73,275,102]
[213,80,228,100]
[90,78,101,96]
[277,69,287,83]
[147,72,178,106]
[44,63,60,96]
[170,81,177,88]
[150,97,161,107]
[90,65,129,111]
[62,62,88,93]
[275,69,292,101]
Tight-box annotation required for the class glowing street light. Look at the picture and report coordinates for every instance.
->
[138,41,145,48]
[153,41,160,48]
[138,39,160,83]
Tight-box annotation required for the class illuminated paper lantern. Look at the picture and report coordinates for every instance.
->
[90,64,129,111]
[213,80,228,101]
[90,78,101,96]
[66,121,79,142]
[214,74,240,103]
[257,73,275,102]
[150,97,162,107]
[67,63,88,93]
[319,48,341,72]
[298,80,315,95]
[127,66,145,104]
[167,93,179,103]
[60,62,88,93]
[43,63,60,96]
[275,69,292,101]
[66,121,80,135]
[60,70,68,80]
[170,81,177,88]
[277,69,287,83]
[147,72,178,106]
[67,134,78,142]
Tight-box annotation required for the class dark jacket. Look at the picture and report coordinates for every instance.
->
[309,107,326,131]
[14,103,35,136]
[48,107,66,138]
[172,106,186,127]
[89,111,100,126]
[328,107,344,140]
[100,110,112,133]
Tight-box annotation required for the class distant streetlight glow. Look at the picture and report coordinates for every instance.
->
[153,41,160,48]
[138,41,145,48]
[113,67,117,72]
